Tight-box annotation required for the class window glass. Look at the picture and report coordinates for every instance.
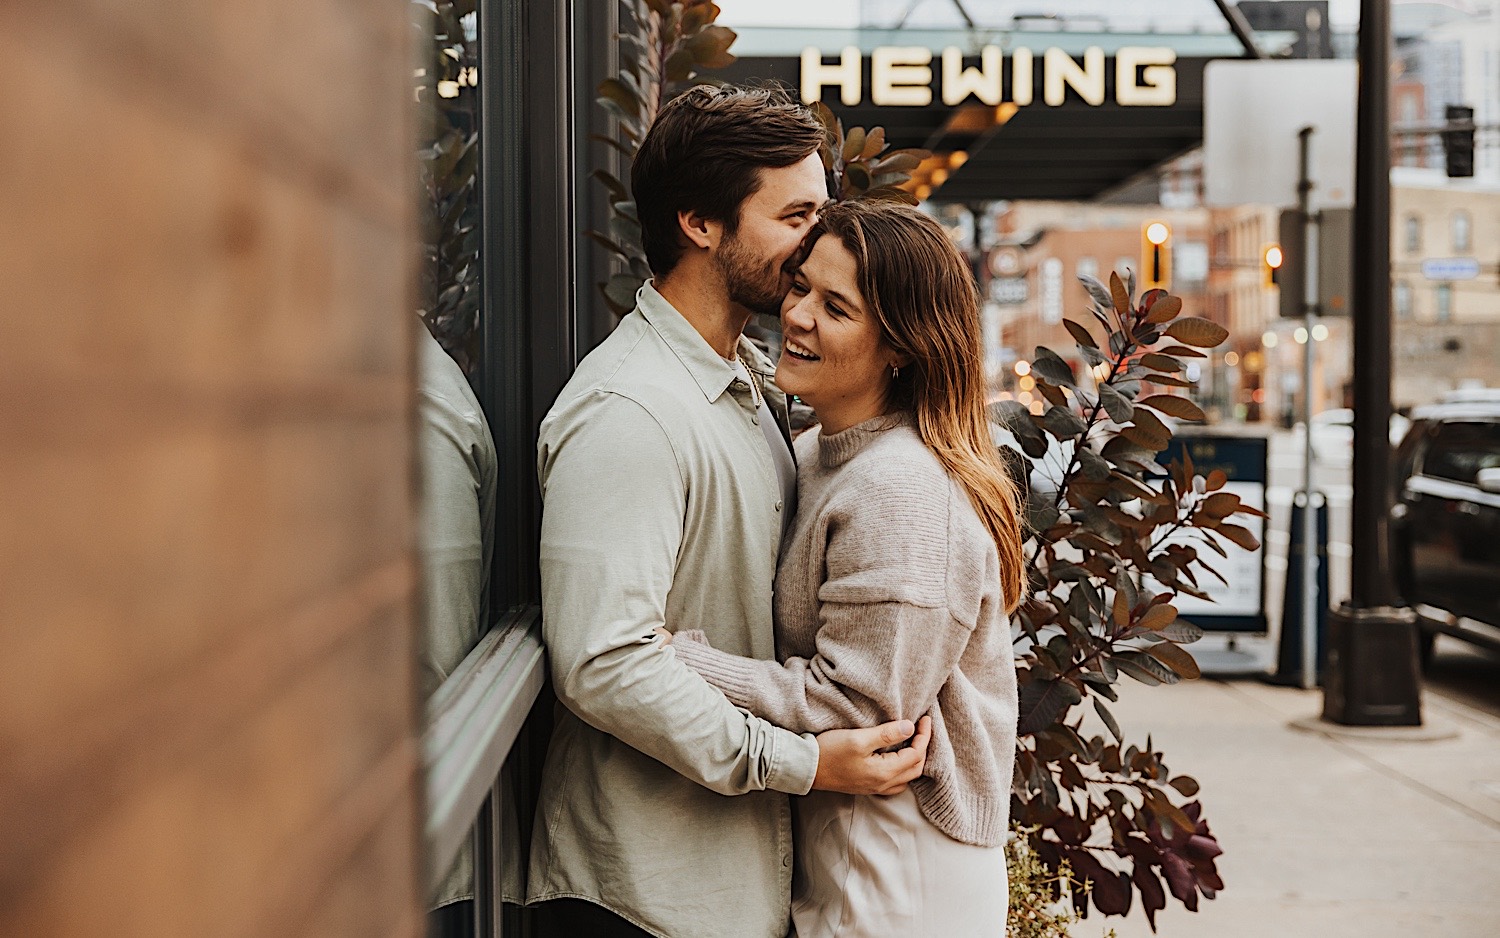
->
[1453,210,1472,253]
[1175,241,1209,288]
[1405,215,1422,254]
[418,2,483,372]
[414,2,489,932]
[1436,283,1453,322]
[1394,280,1413,320]
[1424,422,1500,484]
[1076,256,1098,281]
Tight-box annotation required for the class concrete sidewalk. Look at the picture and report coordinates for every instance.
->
[1079,677,1500,937]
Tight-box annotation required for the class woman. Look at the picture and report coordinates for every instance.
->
[664,199,1026,936]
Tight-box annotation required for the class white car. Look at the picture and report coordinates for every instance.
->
[1301,408,1411,464]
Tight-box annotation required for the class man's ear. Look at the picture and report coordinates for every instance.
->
[677,209,720,251]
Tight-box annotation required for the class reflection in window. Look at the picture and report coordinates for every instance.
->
[418,2,483,373]
[1394,280,1413,320]
[1453,210,1472,253]
[1405,215,1422,255]
[1436,283,1453,322]
[414,2,490,934]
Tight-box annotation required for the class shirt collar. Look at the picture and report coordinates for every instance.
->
[636,280,764,404]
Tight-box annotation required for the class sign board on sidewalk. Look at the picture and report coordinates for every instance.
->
[1148,432,1270,634]
[1421,257,1481,281]
[1204,60,1356,209]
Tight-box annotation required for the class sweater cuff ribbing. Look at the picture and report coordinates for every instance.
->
[670,640,765,713]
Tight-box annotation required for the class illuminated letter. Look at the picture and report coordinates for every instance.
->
[942,45,1002,106]
[1044,46,1105,106]
[1116,46,1177,106]
[871,46,933,106]
[801,46,861,106]
[1011,48,1034,106]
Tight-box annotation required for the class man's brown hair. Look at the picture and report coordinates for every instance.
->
[632,85,827,277]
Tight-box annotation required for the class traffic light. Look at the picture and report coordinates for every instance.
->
[1141,221,1172,291]
[1443,104,1475,179]
[1263,243,1283,288]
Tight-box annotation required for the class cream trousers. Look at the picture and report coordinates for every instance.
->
[790,788,1009,937]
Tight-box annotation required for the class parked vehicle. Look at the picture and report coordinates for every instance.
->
[1390,396,1500,666]
[1301,407,1411,465]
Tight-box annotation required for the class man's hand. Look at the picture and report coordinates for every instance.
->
[810,715,931,796]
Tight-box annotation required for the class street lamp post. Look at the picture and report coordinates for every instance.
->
[1322,0,1423,725]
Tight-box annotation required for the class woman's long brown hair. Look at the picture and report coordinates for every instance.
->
[808,200,1025,609]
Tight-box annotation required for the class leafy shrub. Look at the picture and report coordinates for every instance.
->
[997,274,1251,928]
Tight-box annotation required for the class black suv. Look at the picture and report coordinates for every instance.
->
[1391,392,1500,665]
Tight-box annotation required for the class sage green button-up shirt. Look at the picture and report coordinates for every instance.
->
[528,283,818,938]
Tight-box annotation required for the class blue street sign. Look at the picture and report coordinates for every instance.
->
[1420,257,1480,281]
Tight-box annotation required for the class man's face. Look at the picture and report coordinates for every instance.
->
[712,152,827,317]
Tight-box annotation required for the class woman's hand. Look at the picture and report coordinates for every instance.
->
[652,627,673,646]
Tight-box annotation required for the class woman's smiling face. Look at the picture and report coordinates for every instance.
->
[775,235,902,436]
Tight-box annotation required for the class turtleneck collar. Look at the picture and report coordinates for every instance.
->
[816,410,915,467]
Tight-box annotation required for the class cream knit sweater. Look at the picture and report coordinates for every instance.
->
[672,413,1019,847]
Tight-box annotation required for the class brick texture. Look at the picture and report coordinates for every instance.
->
[0,2,423,935]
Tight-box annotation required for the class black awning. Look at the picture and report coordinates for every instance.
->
[715,53,1212,202]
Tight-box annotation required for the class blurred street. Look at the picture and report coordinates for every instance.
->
[1098,665,1500,937]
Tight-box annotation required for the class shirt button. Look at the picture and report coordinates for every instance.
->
[775,500,783,512]
[782,855,791,868]
[752,415,760,425]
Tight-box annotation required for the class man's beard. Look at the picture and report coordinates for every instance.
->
[715,227,786,317]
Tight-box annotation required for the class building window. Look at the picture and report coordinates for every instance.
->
[1453,210,1472,252]
[1394,280,1413,320]
[1115,256,1135,280]
[1077,256,1098,282]
[1436,283,1453,322]
[1404,215,1422,254]
[1176,241,1209,289]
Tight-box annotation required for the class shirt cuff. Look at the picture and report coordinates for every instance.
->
[765,727,818,795]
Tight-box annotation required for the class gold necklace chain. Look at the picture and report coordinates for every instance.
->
[736,354,763,408]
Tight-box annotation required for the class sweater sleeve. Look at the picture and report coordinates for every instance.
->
[672,469,979,734]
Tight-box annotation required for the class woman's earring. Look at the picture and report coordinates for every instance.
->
[891,363,900,380]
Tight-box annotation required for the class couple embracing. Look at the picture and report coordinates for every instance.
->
[523,85,1024,938]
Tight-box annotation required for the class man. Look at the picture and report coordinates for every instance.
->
[525,86,932,938]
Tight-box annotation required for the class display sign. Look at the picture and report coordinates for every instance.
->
[1148,433,1270,634]
[1204,60,1356,209]
[800,45,1178,108]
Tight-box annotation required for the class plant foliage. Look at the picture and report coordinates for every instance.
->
[413,0,483,371]
[997,275,1257,929]
[807,102,930,205]
[1007,825,1118,938]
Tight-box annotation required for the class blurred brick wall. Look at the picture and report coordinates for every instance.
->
[0,3,423,936]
